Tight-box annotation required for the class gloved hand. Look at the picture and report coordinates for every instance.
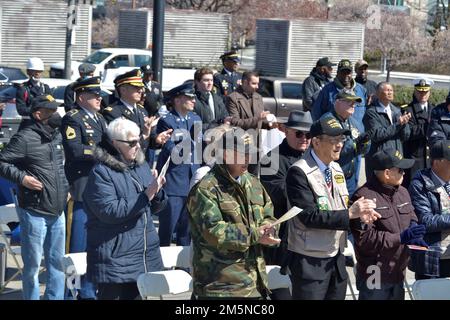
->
[408,238,429,248]
[400,224,426,244]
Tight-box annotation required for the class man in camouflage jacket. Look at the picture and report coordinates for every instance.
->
[187,129,279,299]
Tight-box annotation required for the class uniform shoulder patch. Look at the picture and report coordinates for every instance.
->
[65,126,76,140]
[104,106,114,112]
[67,109,79,117]
[137,103,145,109]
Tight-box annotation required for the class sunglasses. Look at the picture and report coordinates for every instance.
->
[294,130,312,139]
[116,139,139,148]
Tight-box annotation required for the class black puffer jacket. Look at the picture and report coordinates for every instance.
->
[0,120,69,216]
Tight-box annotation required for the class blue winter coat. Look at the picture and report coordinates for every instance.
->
[82,147,167,284]
[409,168,450,276]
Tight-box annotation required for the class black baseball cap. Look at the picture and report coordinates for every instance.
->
[316,57,336,68]
[310,115,351,138]
[337,59,353,72]
[30,95,59,113]
[371,148,415,170]
[222,129,252,154]
[430,140,450,160]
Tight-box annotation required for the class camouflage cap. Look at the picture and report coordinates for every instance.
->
[335,89,362,103]
[337,59,353,72]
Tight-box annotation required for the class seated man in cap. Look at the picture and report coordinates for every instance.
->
[285,117,380,300]
[0,95,68,300]
[16,57,52,129]
[302,57,335,111]
[409,140,450,280]
[102,69,172,153]
[428,91,450,146]
[64,63,96,112]
[61,76,110,299]
[403,78,435,187]
[260,110,313,300]
[213,50,242,101]
[187,128,280,300]
[320,89,370,196]
[156,83,202,246]
[354,59,377,104]
[350,148,426,300]
[140,64,163,117]
[312,59,367,133]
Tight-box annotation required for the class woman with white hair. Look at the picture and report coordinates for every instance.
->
[82,118,167,300]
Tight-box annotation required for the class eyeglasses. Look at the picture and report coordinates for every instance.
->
[322,136,346,144]
[295,130,312,139]
[116,139,139,148]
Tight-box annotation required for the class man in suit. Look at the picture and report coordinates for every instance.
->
[403,78,435,187]
[140,64,163,117]
[102,69,172,153]
[194,67,231,131]
[156,83,202,246]
[61,77,109,299]
[226,71,275,175]
[213,51,242,100]
[285,117,380,300]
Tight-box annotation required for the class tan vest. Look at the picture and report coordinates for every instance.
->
[287,149,349,258]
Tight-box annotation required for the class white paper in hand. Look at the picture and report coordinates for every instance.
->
[271,206,302,226]
[158,156,171,179]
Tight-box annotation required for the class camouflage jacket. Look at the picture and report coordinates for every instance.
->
[187,164,277,298]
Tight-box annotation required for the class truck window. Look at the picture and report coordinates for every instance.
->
[83,51,112,64]
[281,83,302,99]
[134,54,152,67]
[110,55,130,68]
[258,79,274,97]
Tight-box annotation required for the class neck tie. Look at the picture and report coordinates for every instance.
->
[325,167,332,189]
[444,183,450,199]
[207,92,215,118]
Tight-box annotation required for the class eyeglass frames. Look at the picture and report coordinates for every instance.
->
[116,139,139,148]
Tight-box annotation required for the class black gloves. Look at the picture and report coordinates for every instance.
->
[400,224,426,245]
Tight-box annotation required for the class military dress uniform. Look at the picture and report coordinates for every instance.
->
[102,69,153,151]
[61,77,107,299]
[156,83,201,246]
[16,79,51,130]
[213,51,242,100]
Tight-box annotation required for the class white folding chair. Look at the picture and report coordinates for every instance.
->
[60,252,87,300]
[0,202,22,291]
[343,240,358,300]
[411,278,450,300]
[265,265,291,292]
[137,246,193,300]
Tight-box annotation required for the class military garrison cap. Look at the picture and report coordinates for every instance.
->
[140,64,153,75]
[73,76,101,94]
[114,69,144,88]
[220,51,240,63]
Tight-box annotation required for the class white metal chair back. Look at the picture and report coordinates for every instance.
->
[159,246,191,269]
[265,265,291,291]
[61,252,87,300]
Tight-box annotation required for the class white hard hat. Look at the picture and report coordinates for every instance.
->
[26,57,44,71]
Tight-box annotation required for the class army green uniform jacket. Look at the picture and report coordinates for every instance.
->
[187,164,277,298]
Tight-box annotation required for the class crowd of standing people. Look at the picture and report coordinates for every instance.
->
[0,51,449,301]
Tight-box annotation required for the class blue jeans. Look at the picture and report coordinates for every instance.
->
[65,201,96,299]
[19,208,66,300]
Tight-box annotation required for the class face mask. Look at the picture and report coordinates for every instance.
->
[46,112,62,129]
[31,77,40,83]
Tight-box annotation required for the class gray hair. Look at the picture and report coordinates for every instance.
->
[107,117,140,141]
[376,82,392,93]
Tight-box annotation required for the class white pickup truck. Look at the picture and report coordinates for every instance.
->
[49,48,196,92]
